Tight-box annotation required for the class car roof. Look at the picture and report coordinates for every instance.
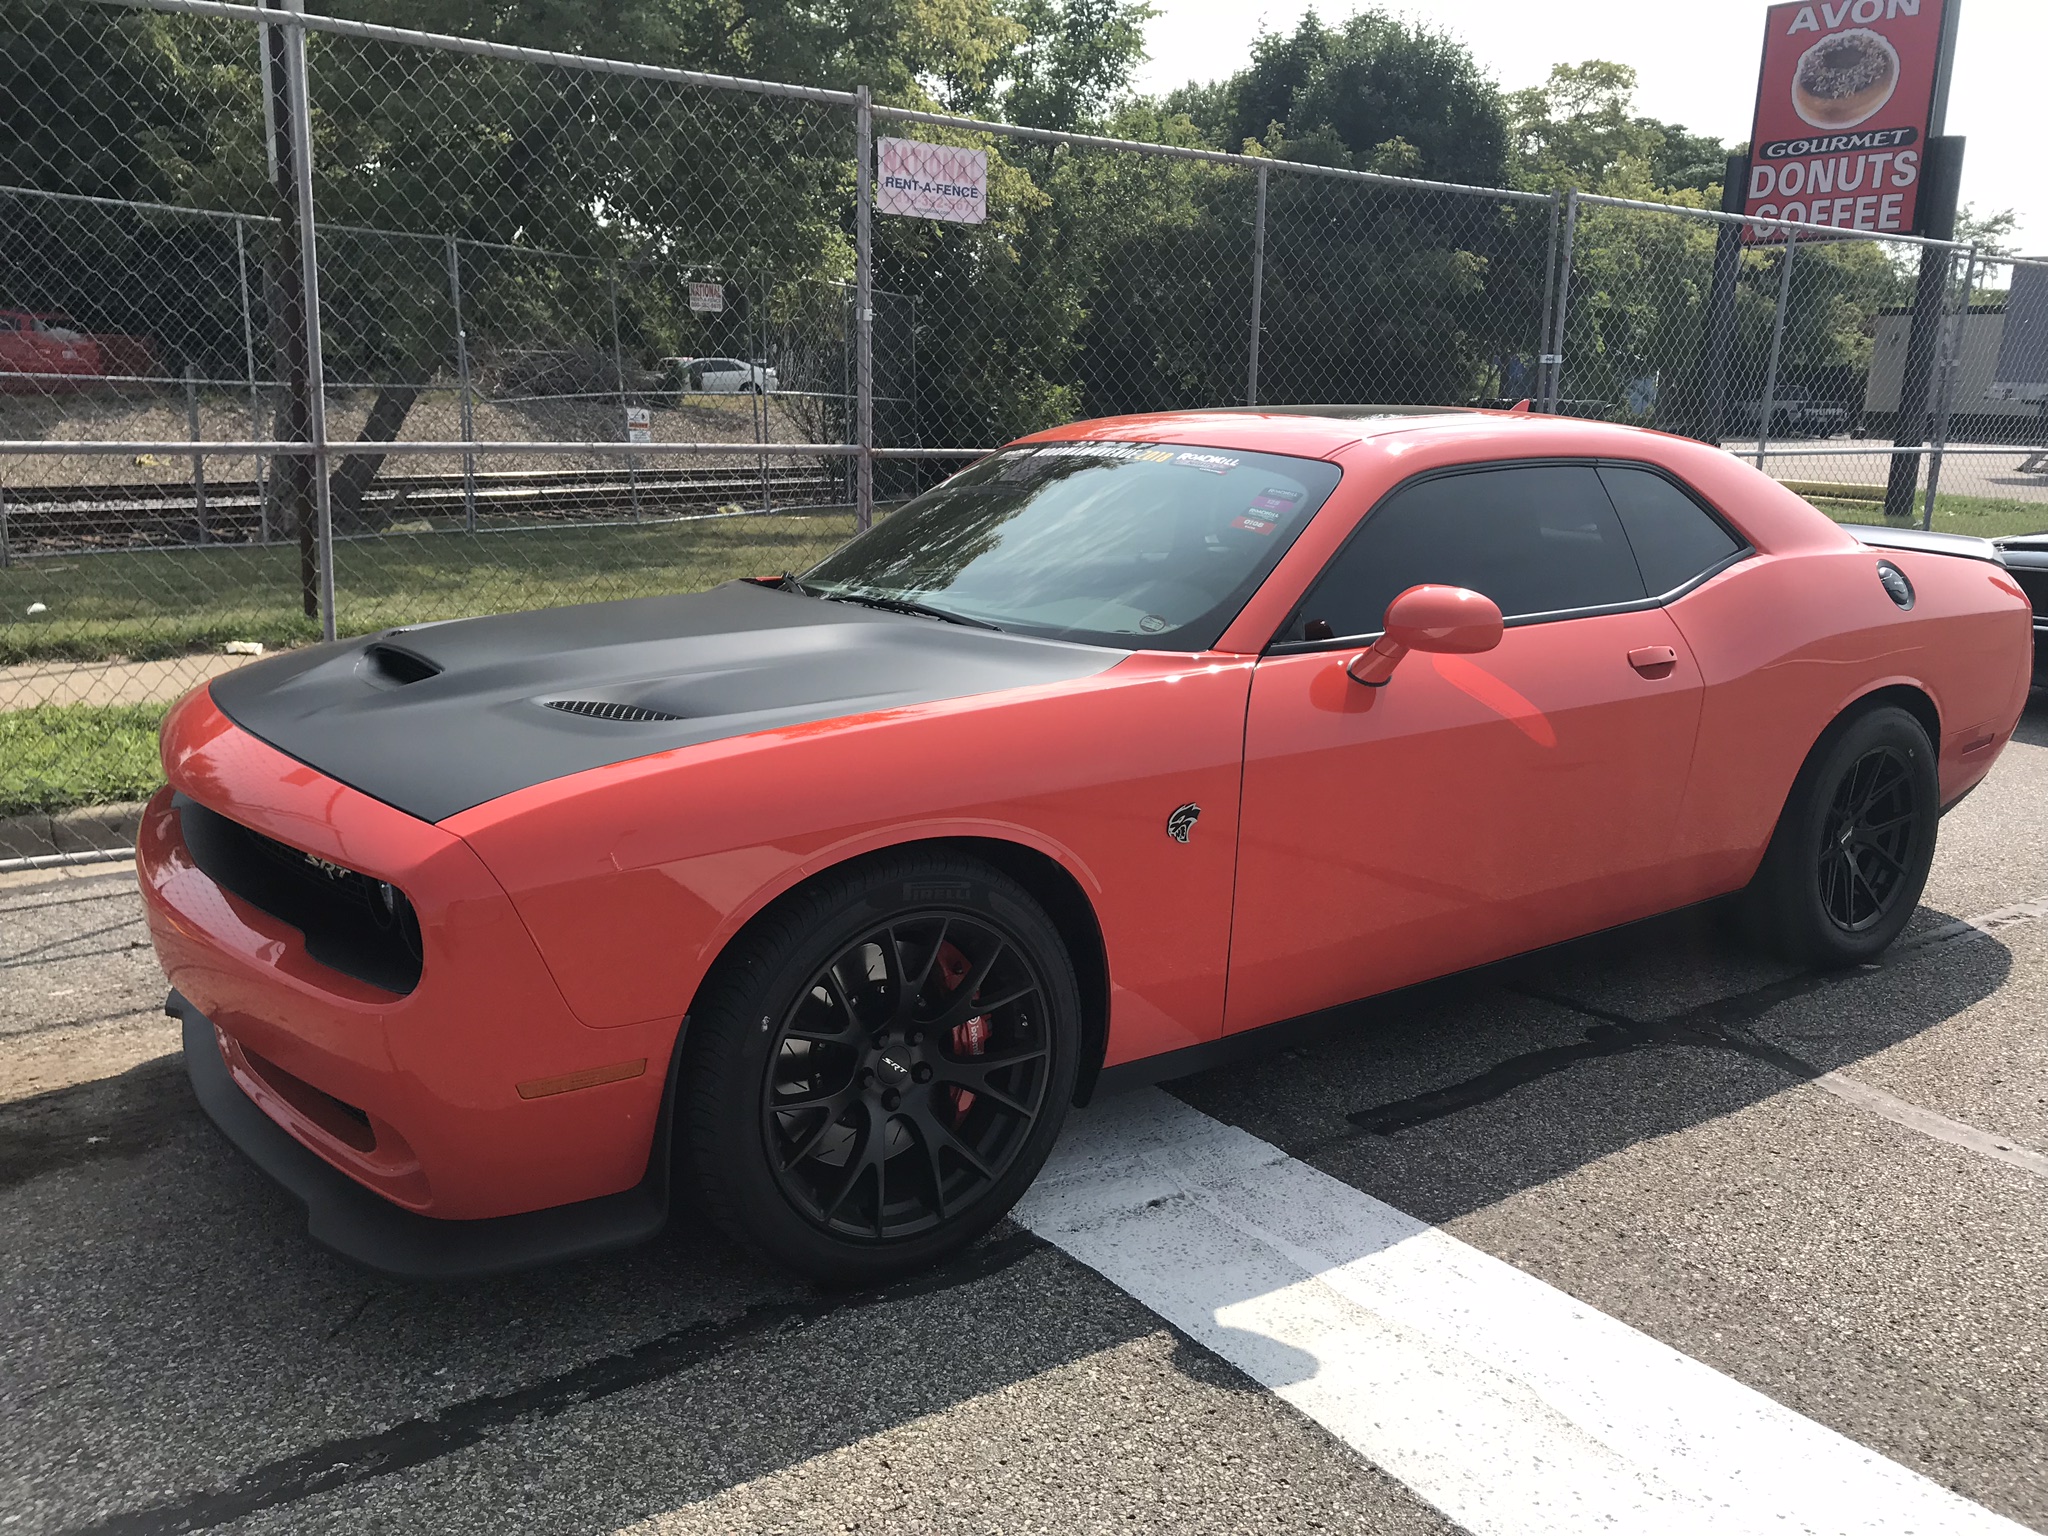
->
[1015,405,1856,563]
[1014,405,1715,463]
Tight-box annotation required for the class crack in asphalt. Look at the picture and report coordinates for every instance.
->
[0,917,149,969]
[58,1229,1049,1536]
[1346,968,1845,1135]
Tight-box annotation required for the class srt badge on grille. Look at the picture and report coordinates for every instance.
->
[302,852,351,881]
[1166,803,1201,843]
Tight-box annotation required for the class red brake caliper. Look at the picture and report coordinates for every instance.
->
[933,941,988,1127]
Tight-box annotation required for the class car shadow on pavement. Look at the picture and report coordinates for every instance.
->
[1164,894,2015,1230]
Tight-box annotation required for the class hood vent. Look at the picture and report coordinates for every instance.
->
[544,698,685,723]
[363,643,442,686]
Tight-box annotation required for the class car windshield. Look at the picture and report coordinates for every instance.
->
[803,441,1341,649]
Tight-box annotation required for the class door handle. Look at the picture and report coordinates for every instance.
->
[1628,644,1678,677]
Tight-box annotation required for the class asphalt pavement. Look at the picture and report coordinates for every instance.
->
[3,695,2044,1535]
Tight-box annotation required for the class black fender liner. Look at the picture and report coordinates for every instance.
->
[170,990,678,1280]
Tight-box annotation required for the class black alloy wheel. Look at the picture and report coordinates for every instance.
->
[681,852,1081,1282]
[762,913,1053,1241]
[1815,744,1921,933]
[1744,703,1938,966]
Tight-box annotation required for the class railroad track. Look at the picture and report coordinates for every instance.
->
[1,464,848,555]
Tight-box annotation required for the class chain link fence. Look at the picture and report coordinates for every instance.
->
[2,0,2042,852]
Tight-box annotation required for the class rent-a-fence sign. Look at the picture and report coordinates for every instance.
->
[1742,0,1950,239]
[877,138,987,224]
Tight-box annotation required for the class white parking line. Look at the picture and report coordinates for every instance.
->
[1016,1088,2030,1536]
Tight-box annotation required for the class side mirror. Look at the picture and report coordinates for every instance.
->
[1346,584,1504,687]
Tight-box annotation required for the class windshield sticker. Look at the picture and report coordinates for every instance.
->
[1139,614,1169,633]
[1172,450,1239,473]
[1249,488,1300,512]
[1231,512,1280,535]
[1032,441,1178,464]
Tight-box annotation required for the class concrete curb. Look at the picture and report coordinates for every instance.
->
[0,801,146,867]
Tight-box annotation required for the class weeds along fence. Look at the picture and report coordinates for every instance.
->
[1,0,2043,834]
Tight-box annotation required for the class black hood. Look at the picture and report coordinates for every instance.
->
[209,582,1125,822]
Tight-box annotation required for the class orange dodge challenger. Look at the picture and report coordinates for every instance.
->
[139,409,2035,1281]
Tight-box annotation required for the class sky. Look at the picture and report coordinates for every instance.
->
[1135,0,2045,253]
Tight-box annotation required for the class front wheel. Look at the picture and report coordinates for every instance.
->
[680,852,1080,1283]
[1742,704,1939,966]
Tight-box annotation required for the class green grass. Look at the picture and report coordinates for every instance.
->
[1808,491,2048,540]
[0,513,862,666]
[0,703,169,816]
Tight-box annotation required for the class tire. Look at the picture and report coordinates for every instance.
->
[1742,703,1939,966]
[680,850,1081,1284]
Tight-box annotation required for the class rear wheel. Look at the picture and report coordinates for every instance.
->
[1742,704,1938,965]
[681,852,1080,1283]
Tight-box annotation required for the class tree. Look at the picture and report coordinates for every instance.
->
[1506,61,1727,197]
[1181,11,1509,187]
[997,0,1154,132]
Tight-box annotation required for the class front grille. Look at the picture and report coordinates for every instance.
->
[544,698,684,722]
[176,795,423,994]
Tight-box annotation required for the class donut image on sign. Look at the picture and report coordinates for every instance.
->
[1791,27,1899,129]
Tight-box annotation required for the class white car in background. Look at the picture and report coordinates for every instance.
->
[660,355,778,394]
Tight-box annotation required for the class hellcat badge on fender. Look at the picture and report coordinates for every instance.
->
[1167,803,1201,843]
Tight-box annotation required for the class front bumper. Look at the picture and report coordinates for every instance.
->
[173,991,670,1279]
[141,686,682,1236]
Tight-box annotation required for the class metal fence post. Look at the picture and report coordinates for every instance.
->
[0,483,10,570]
[235,217,267,541]
[1534,191,1560,409]
[282,0,335,642]
[1543,191,1579,413]
[445,235,476,533]
[1246,163,1268,407]
[854,85,874,532]
[185,362,210,542]
[757,265,771,514]
[609,261,640,521]
[1755,232,1797,470]
[1922,242,1978,531]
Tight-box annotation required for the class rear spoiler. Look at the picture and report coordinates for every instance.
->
[1842,524,2005,566]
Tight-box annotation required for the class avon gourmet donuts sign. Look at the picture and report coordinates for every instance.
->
[1742,0,1951,240]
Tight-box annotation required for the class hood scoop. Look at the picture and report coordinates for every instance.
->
[543,698,685,723]
[362,642,443,686]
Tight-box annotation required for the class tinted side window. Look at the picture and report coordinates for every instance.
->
[1296,465,1647,638]
[1599,466,1742,595]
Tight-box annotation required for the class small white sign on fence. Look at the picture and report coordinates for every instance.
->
[688,281,725,313]
[625,405,652,444]
[876,137,987,224]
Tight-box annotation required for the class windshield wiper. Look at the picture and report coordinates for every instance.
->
[776,571,816,596]
[820,589,1002,630]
